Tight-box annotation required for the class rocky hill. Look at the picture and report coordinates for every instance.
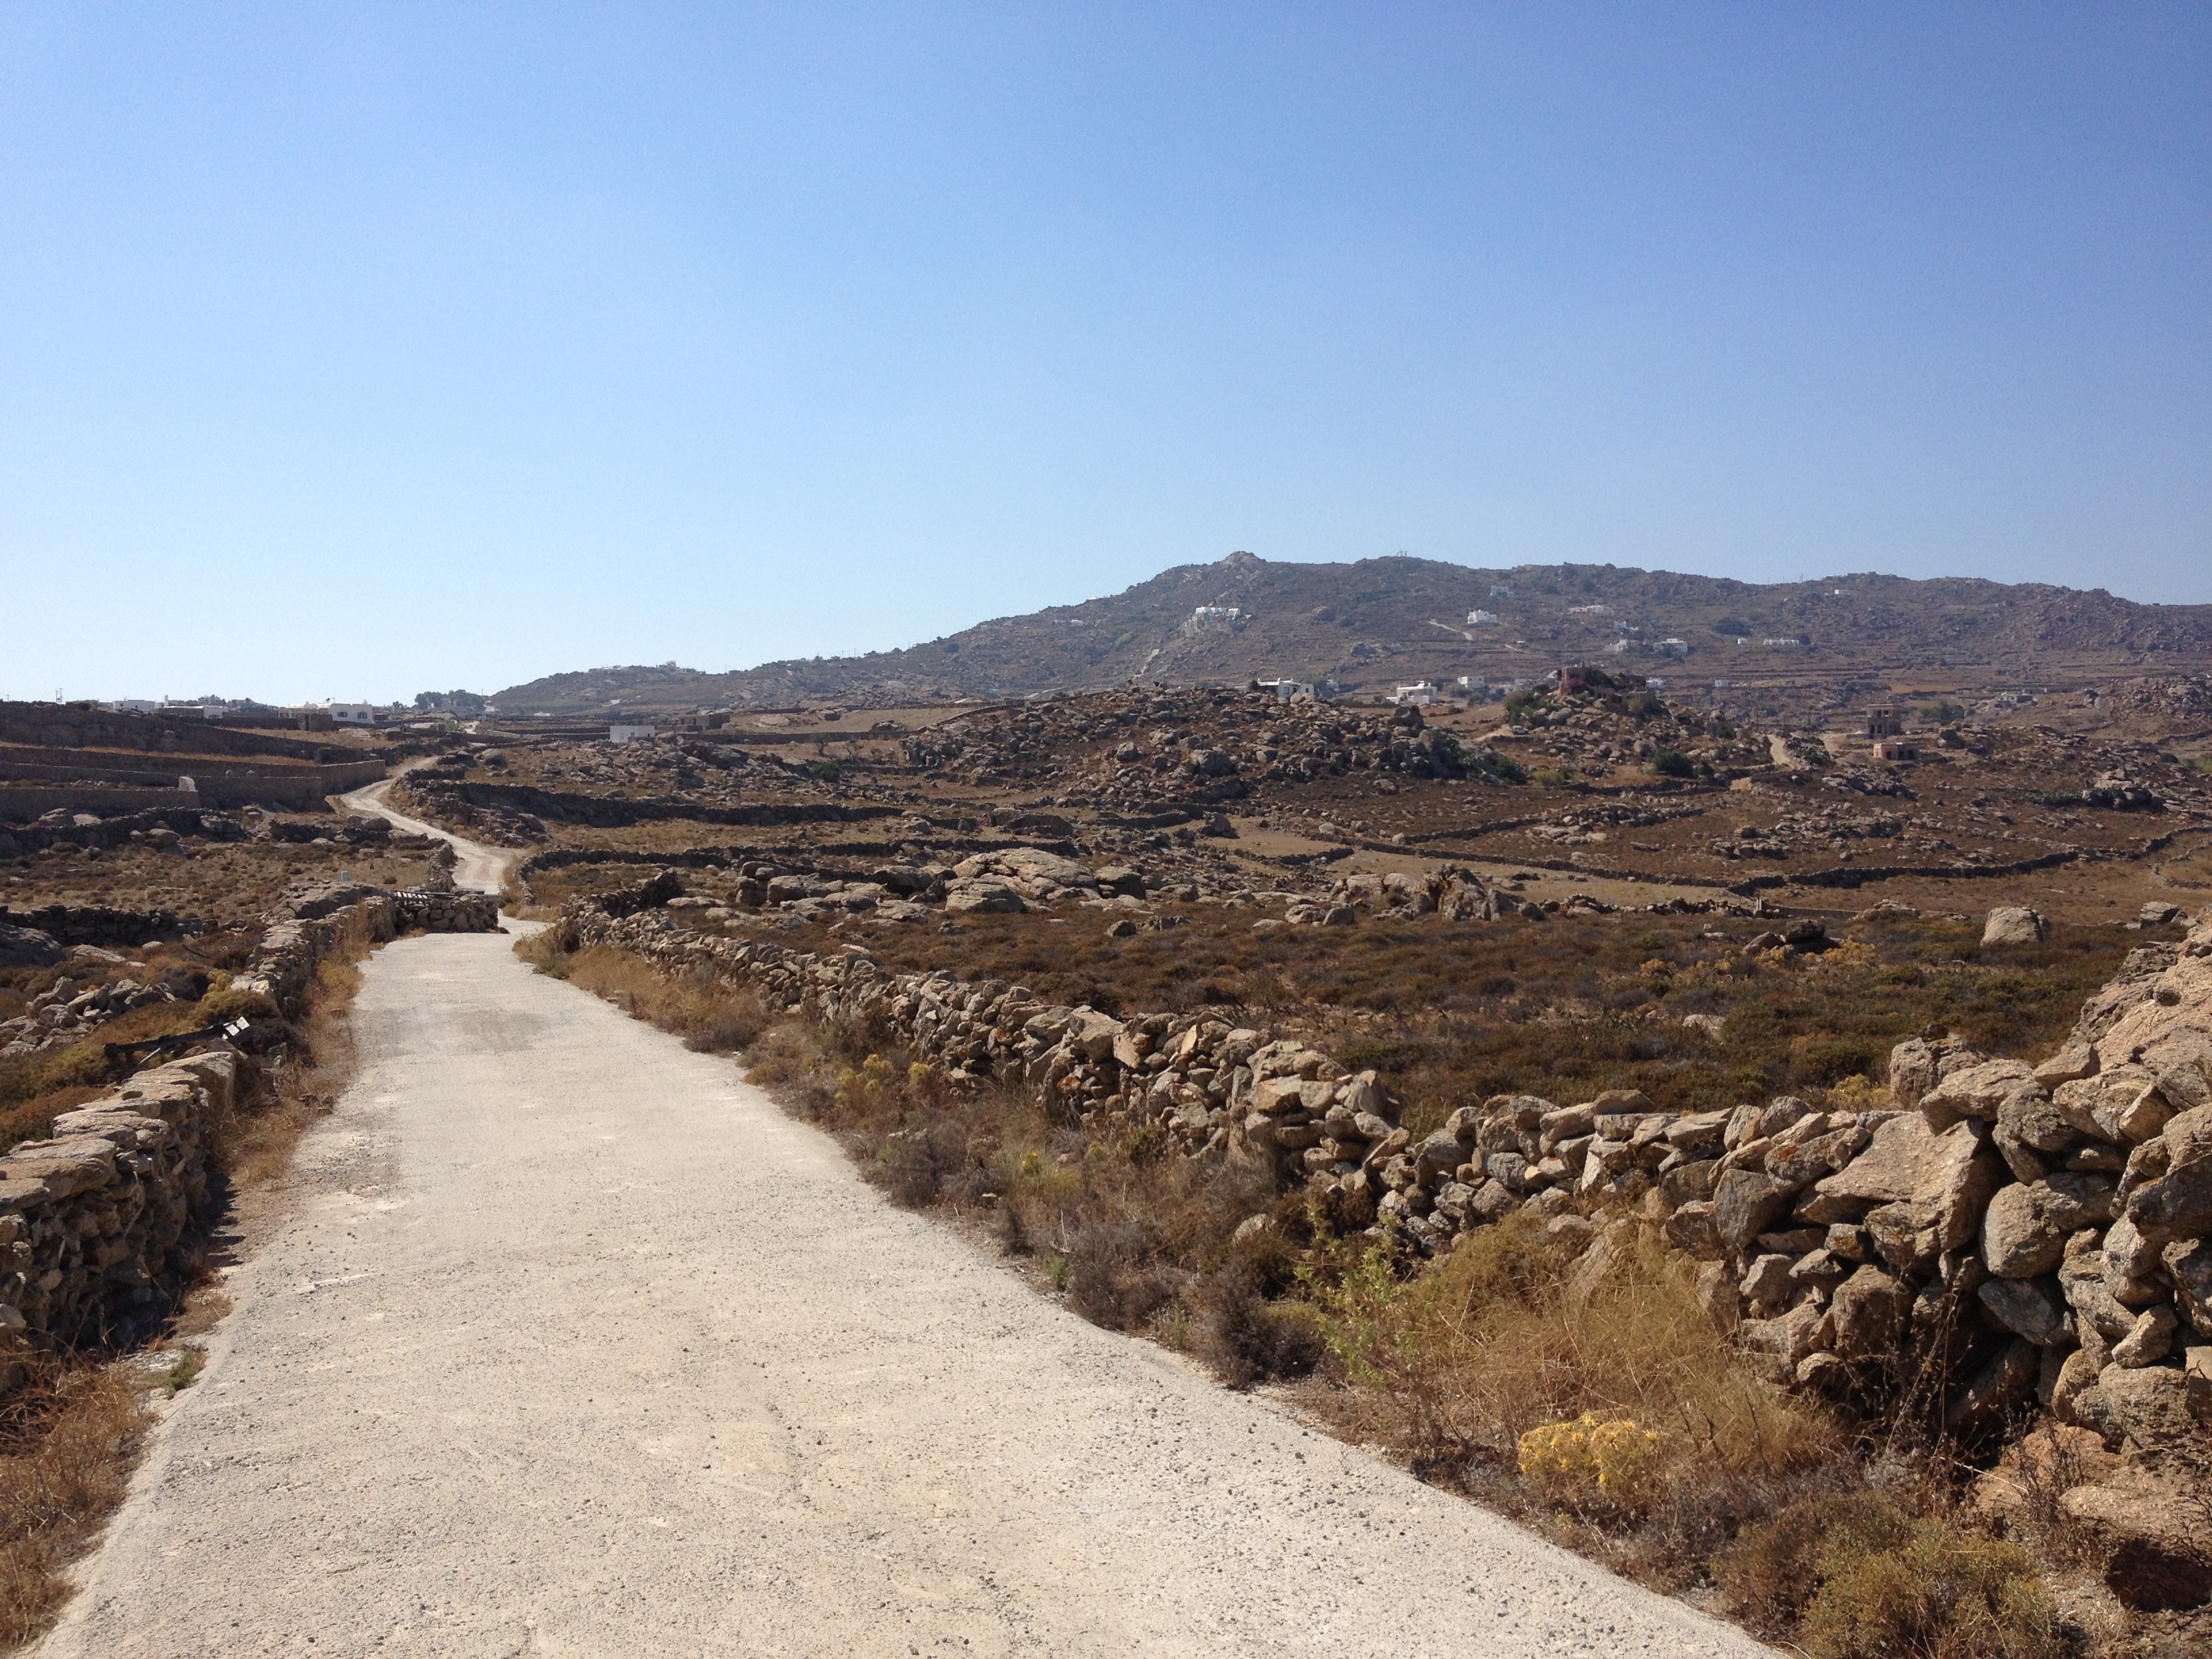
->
[488,554,2212,714]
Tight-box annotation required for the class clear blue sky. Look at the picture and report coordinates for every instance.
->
[3,3,2206,704]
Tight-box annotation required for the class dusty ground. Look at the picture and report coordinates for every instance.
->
[37,923,1769,1658]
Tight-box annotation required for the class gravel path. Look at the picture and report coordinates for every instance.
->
[41,930,1772,1658]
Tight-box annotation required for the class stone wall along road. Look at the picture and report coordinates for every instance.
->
[39,924,1770,1658]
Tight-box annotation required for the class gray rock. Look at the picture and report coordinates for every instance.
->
[1982,906,2046,947]
[1978,1275,2069,1345]
[2072,1363,2200,1451]
[0,924,62,970]
[2166,1237,2212,1338]
[1830,1266,1912,1360]
[2111,1306,2179,1369]
[2063,1237,2139,1344]
[1984,1175,2118,1279]
[1664,1201,1725,1261]
[2127,1158,2212,1246]
[1741,1252,1795,1311]
[1919,1059,2036,1132]
[1713,1168,1796,1255]
[1983,1183,2068,1279]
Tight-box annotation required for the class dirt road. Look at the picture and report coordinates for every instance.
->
[42,936,1771,1658]
[339,775,515,894]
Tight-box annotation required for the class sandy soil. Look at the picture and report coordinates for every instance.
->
[38,923,1772,1658]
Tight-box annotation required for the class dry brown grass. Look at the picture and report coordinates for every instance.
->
[0,1358,150,1647]
[1296,1214,1844,1579]
[544,943,768,1054]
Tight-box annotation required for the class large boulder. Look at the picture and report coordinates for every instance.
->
[1982,906,2046,947]
[1811,1115,2005,1273]
[0,924,62,969]
[943,878,1025,915]
[2071,1362,2201,1452]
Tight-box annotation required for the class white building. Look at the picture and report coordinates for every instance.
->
[329,703,379,726]
[1391,682,1438,707]
[609,724,656,744]
[1465,609,1498,626]
[1454,675,1489,697]
[1256,677,1313,699]
[1654,638,1690,657]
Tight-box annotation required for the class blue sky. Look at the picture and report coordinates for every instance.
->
[2,3,2206,703]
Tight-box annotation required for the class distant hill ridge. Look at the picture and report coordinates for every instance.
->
[488,554,2212,714]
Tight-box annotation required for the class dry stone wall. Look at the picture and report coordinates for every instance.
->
[0,1052,239,1357]
[0,886,500,1368]
[567,875,2212,1460]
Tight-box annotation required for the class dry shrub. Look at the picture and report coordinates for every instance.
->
[1296,1214,1844,1579]
[0,1359,150,1647]
[1310,1216,1835,1480]
[1196,1250,1326,1388]
[554,947,769,1055]
[1715,1490,1916,1635]
[1716,1491,2057,1656]
[1065,1221,1172,1331]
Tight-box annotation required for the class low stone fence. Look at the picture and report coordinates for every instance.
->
[0,785,202,821]
[565,876,2212,1465]
[0,1051,239,1355]
[235,888,499,1017]
[0,884,505,1365]
[0,903,201,948]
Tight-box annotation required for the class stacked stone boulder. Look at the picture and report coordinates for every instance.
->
[1319,909,2212,1454]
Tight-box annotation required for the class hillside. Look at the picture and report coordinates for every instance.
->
[487,554,2212,714]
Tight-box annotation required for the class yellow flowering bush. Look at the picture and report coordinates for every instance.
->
[836,1052,897,1109]
[1518,1412,1665,1509]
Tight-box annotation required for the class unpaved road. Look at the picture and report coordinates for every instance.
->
[43,941,1771,1656]
[339,774,515,893]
